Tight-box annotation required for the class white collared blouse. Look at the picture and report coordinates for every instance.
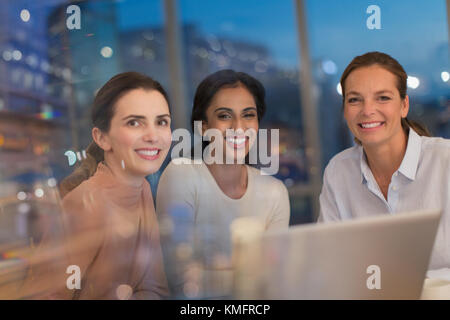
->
[319,128,450,269]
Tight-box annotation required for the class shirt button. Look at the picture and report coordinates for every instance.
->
[394,172,398,177]
[392,186,398,191]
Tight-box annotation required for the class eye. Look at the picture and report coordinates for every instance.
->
[218,113,232,120]
[243,113,256,119]
[158,119,170,126]
[378,96,391,101]
[347,97,360,104]
[127,119,140,127]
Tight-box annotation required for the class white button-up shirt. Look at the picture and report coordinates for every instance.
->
[319,128,450,269]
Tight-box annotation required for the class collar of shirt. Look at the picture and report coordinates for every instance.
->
[359,128,422,185]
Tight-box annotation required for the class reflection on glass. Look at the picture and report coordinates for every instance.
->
[0,0,169,298]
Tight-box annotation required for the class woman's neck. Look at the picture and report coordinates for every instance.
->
[103,154,144,188]
[363,129,408,184]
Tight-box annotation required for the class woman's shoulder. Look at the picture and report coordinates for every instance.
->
[61,175,105,219]
[161,157,205,177]
[62,177,93,203]
[248,165,288,193]
[157,157,206,193]
[420,135,450,152]
[328,145,360,167]
[419,135,450,167]
[247,166,290,213]
[312,145,359,182]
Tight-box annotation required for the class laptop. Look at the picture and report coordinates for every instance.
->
[233,209,442,299]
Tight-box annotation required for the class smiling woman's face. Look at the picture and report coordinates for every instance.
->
[343,65,409,148]
[202,85,259,163]
[97,88,171,177]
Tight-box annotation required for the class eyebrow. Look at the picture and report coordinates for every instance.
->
[374,90,394,95]
[122,114,146,121]
[214,107,257,113]
[122,114,171,121]
[156,114,171,119]
[346,90,394,96]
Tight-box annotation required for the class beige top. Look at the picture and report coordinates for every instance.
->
[156,158,290,298]
[60,162,169,299]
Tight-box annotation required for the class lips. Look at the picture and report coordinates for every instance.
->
[135,148,160,160]
[358,121,385,130]
[225,136,248,149]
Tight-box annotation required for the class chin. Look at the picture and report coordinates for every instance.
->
[359,137,386,147]
[130,162,160,176]
[223,149,248,163]
[145,164,162,175]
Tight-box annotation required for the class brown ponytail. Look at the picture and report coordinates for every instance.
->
[59,142,104,198]
[402,118,431,137]
[59,72,170,198]
[340,52,431,145]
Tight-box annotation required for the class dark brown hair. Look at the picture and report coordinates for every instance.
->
[59,72,169,198]
[191,69,266,133]
[189,69,266,162]
[340,52,431,144]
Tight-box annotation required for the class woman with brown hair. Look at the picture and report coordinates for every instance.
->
[319,52,450,270]
[56,72,172,299]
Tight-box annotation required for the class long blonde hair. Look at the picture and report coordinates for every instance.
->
[59,72,170,198]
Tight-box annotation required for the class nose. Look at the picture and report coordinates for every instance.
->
[231,117,245,132]
[142,124,159,143]
[361,100,376,117]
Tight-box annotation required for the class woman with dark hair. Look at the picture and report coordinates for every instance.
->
[156,69,290,298]
[319,52,450,270]
[56,72,172,299]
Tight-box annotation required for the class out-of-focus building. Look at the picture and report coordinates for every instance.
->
[47,0,122,149]
[0,1,69,184]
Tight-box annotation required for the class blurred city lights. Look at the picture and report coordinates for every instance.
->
[20,9,30,22]
[284,178,294,187]
[255,60,268,73]
[62,68,72,81]
[25,54,38,68]
[336,83,342,95]
[34,188,44,198]
[36,110,61,120]
[100,46,113,58]
[47,178,57,188]
[18,203,31,214]
[322,59,337,75]
[207,51,216,61]
[206,35,221,52]
[2,51,12,61]
[17,191,27,201]
[40,61,50,73]
[198,48,208,59]
[12,50,22,61]
[441,71,450,83]
[407,76,420,89]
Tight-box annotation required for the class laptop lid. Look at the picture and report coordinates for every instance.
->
[233,209,442,299]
